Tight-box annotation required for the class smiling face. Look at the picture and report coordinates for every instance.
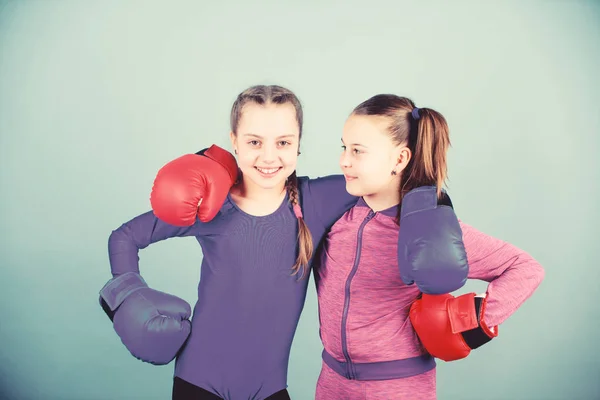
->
[230,102,300,192]
[339,114,411,200]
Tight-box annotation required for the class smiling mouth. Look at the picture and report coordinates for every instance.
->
[255,166,282,175]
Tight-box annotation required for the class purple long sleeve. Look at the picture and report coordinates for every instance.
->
[108,210,205,276]
[303,174,358,231]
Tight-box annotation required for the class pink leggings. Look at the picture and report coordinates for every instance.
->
[315,361,437,400]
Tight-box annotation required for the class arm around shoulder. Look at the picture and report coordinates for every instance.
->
[303,174,358,228]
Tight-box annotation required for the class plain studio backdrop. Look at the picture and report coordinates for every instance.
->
[0,1,598,399]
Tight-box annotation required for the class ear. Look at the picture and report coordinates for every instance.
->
[393,145,411,175]
[229,131,237,152]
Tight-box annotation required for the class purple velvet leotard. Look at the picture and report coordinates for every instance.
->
[107,175,357,400]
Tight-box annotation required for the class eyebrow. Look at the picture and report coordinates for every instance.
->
[341,138,367,147]
[243,133,296,139]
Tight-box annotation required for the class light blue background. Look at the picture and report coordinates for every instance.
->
[1,1,598,399]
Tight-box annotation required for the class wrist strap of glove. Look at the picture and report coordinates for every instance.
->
[400,186,453,219]
[459,295,498,349]
[99,272,148,320]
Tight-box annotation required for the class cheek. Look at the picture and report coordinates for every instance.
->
[357,159,390,184]
[356,158,383,177]
[236,150,258,167]
[281,151,298,167]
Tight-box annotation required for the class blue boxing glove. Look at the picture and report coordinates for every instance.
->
[99,272,192,365]
[398,186,468,294]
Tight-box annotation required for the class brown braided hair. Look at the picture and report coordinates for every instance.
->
[230,85,314,278]
[284,170,313,278]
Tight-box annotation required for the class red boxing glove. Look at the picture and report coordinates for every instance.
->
[409,293,498,362]
[150,145,238,226]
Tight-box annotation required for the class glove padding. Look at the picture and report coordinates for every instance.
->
[150,145,239,226]
[398,186,468,294]
[409,292,498,362]
[99,272,192,365]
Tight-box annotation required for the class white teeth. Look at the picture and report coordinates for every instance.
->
[256,167,280,174]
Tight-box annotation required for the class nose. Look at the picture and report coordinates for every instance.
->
[261,145,277,164]
[339,151,351,169]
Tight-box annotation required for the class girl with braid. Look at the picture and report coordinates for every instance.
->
[98,85,468,400]
[99,85,358,400]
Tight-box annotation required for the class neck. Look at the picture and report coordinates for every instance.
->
[362,183,401,212]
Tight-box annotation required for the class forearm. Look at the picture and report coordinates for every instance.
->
[461,222,545,328]
[482,251,545,327]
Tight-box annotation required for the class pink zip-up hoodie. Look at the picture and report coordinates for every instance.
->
[315,197,545,389]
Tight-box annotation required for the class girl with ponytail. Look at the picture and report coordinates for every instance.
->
[314,94,544,399]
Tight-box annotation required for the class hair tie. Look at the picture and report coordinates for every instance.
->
[411,107,420,120]
[293,204,303,219]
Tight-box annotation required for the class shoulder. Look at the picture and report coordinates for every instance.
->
[193,195,242,232]
[297,174,347,198]
[297,174,358,228]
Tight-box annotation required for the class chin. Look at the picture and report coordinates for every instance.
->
[345,183,365,197]
[246,168,289,190]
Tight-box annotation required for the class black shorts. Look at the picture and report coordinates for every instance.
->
[172,377,291,400]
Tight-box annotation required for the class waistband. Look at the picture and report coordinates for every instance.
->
[322,349,436,381]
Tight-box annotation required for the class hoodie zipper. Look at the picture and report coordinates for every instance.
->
[340,210,375,379]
